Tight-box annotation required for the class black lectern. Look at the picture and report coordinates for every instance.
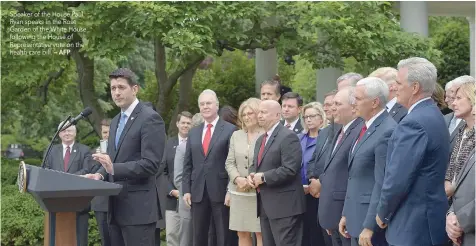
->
[18,162,122,246]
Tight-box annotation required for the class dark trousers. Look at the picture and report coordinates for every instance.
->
[155,229,162,246]
[206,218,238,246]
[192,185,230,246]
[323,228,333,246]
[303,194,326,246]
[109,222,156,246]
[259,195,304,246]
[95,211,111,246]
[329,229,350,246]
[77,211,89,246]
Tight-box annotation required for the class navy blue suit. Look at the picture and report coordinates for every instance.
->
[318,118,363,245]
[343,111,396,245]
[377,99,450,246]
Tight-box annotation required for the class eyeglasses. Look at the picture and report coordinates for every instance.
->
[303,114,320,120]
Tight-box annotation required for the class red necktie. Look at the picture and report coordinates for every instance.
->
[336,130,344,145]
[257,133,268,165]
[285,124,291,129]
[64,146,70,171]
[355,125,368,144]
[202,124,212,155]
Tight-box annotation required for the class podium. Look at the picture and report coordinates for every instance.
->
[17,162,122,246]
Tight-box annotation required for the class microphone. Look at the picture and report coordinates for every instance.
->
[70,107,93,125]
[59,107,92,131]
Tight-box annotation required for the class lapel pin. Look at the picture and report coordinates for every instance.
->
[73,149,76,153]
[131,117,134,120]
[295,129,298,132]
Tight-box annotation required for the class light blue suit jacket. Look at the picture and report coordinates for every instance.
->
[343,111,396,237]
[377,99,450,245]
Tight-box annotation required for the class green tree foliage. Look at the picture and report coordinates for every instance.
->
[429,16,470,84]
[280,1,441,74]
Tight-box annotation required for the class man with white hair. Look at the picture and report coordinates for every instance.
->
[44,122,93,246]
[338,77,396,246]
[182,89,237,246]
[369,67,407,122]
[376,57,450,246]
[336,73,363,91]
[444,75,476,151]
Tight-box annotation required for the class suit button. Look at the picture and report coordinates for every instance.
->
[348,177,351,180]
[245,156,248,159]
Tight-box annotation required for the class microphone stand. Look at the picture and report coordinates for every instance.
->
[41,116,72,169]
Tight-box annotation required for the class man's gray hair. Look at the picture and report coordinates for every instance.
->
[337,73,364,87]
[191,113,204,127]
[445,80,454,91]
[356,77,390,108]
[198,89,220,107]
[397,57,437,95]
[57,121,76,131]
[450,75,475,89]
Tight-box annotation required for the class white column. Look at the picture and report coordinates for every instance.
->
[468,16,475,77]
[255,48,278,95]
[400,1,429,37]
[315,67,342,102]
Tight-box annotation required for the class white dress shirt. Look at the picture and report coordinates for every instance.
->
[202,116,220,143]
[62,142,75,158]
[265,121,281,146]
[407,97,431,114]
[284,117,299,130]
[386,97,397,112]
[332,118,357,153]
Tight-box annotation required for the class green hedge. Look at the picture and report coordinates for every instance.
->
[1,158,166,245]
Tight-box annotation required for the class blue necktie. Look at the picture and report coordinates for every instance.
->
[115,113,127,149]
[449,116,458,134]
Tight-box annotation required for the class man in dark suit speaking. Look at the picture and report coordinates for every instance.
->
[248,100,305,246]
[84,68,166,246]
[182,89,237,246]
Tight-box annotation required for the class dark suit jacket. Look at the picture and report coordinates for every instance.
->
[318,118,363,230]
[449,149,475,246]
[182,118,237,203]
[45,142,93,213]
[91,157,108,212]
[97,102,166,226]
[157,136,179,211]
[444,112,465,154]
[388,102,407,123]
[342,112,396,237]
[249,123,306,219]
[306,123,341,180]
[377,99,449,246]
[280,118,304,134]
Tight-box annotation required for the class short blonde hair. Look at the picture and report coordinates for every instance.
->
[301,102,328,133]
[238,98,261,131]
[454,82,476,108]
[369,67,398,86]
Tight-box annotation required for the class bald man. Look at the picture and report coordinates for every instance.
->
[248,100,306,246]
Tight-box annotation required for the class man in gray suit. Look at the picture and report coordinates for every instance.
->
[44,122,93,246]
[156,111,192,246]
[369,67,407,123]
[339,77,396,246]
[247,100,305,246]
[182,89,237,246]
[318,87,363,246]
[174,113,204,246]
[446,149,475,246]
[91,118,112,246]
[85,68,166,246]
